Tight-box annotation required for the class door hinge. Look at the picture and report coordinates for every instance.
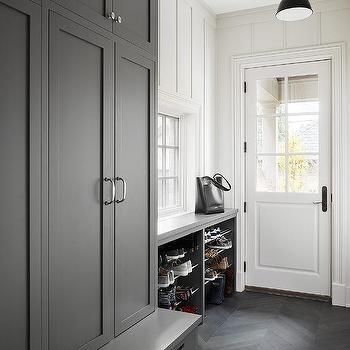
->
[244,261,247,273]
[244,81,247,93]
[244,202,247,213]
[244,142,247,153]
[331,193,333,203]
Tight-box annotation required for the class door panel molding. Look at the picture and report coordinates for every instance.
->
[231,43,347,306]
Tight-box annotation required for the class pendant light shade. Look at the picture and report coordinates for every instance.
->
[276,0,313,21]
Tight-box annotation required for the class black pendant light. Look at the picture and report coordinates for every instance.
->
[276,0,313,21]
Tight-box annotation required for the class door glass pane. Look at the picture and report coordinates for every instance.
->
[288,101,319,113]
[257,156,285,192]
[257,78,285,116]
[257,117,286,153]
[166,117,178,146]
[288,155,319,193]
[288,115,319,153]
[288,75,319,113]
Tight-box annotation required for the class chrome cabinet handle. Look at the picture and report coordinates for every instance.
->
[313,201,322,204]
[107,11,122,23]
[104,177,115,205]
[115,177,127,203]
[107,11,116,21]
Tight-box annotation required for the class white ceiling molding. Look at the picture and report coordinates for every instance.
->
[202,0,280,14]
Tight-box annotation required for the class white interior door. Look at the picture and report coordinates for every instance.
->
[245,60,331,296]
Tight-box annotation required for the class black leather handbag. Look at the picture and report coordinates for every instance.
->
[195,173,231,214]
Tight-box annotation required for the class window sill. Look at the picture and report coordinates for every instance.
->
[158,209,191,222]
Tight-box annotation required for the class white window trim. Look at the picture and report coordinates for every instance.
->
[158,90,203,220]
[158,113,187,219]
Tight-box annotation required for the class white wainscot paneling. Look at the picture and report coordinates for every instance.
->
[217,24,251,56]
[257,202,319,272]
[159,0,177,92]
[321,8,350,44]
[253,20,284,52]
[286,13,320,48]
[178,0,192,98]
[192,11,204,102]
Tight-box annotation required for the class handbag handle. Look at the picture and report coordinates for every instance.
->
[212,173,232,191]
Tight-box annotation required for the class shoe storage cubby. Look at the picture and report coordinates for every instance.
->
[204,218,235,309]
[158,230,204,316]
[158,211,237,319]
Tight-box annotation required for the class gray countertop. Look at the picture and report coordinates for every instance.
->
[158,209,238,246]
[101,309,202,350]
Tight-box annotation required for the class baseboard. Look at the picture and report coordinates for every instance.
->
[346,287,350,308]
[235,271,245,292]
[332,283,346,307]
[245,285,331,302]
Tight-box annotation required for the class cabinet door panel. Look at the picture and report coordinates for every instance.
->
[49,13,114,350]
[53,0,113,31]
[0,1,41,349]
[115,41,156,335]
[113,0,156,55]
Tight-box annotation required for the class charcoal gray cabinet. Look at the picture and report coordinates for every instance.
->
[112,0,156,55]
[48,13,114,350]
[114,40,156,335]
[52,0,113,30]
[47,10,156,348]
[52,0,156,55]
[0,1,41,349]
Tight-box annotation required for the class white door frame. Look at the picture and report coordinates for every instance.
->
[231,43,347,306]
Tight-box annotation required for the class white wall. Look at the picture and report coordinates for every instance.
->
[158,0,216,175]
[216,0,350,305]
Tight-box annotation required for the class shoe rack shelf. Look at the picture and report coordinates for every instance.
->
[157,211,237,321]
[204,229,231,244]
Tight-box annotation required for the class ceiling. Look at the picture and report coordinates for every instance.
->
[202,0,281,14]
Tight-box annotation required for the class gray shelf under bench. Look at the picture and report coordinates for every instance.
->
[157,209,238,325]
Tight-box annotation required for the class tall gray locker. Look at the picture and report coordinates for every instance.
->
[114,41,156,335]
[48,13,114,350]
[0,1,41,349]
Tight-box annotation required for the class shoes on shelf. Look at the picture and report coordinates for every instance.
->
[159,267,175,285]
[158,274,170,288]
[205,248,219,259]
[210,256,229,270]
[210,228,221,237]
[204,231,212,240]
[158,285,176,309]
[176,286,193,301]
[173,261,189,276]
[207,237,232,250]
[179,305,199,314]
[165,248,186,261]
[205,268,218,281]
[165,249,180,260]
[158,267,176,288]
[178,248,185,258]
[186,260,193,273]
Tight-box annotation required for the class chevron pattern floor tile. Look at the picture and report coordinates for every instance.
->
[198,292,350,350]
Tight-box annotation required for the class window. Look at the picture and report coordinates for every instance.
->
[158,114,183,215]
[256,75,320,193]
